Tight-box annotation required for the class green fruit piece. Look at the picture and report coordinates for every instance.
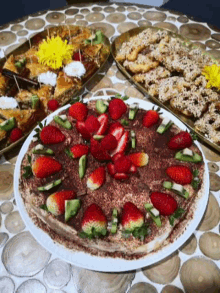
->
[144,203,162,228]
[93,135,104,140]
[15,61,22,68]
[163,181,172,189]
[31,95,40,109]
[111,208,118,234]
[130,130,136,149]
[79,154,87,179]
[32,148,54,155]
[0,117,16,131]
[157,121,173,134]
[93,30,104,45]
[96,100,108,114]
[129,104,138,120]
[53,116,72,130]
[38,179,62,191]
[175,151,202,163]
[65,199,80,222]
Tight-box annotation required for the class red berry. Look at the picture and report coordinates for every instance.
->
[121,202,144,231]
[32,156,62,178]
[128,152,149,167]
[96,114,108,135]
[108,99,127,120]
[108,122,124,141]
[114,173,129,180]
[70,144,89,158]
[69,102,88,121]
[47,99,59,111]
[112,152,124,163]
[150,192,178,216]
[87,166,106,190]
[90,138,111,161]
[111,131,129,156]
[46,190,76,216]
[142,109,159,128]
[73,52,84,61]
[101,134,117,151]
[166,165,193,185]
[107,163,116,177]
[114,156,131,173]
[168,131,193,150]
[40,125,65,144]
[85,115,100,134]
[76,121,91,140]
[10,128,23,142]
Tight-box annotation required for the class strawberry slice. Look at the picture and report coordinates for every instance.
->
[112,152,124,163]
[107,163,116,177]
[73,52,85,61]
[40,125,65,145]
[114,173,129,180]
[85,115,100,134]
[76,121,91,140]
[121,202,144,231]
[32,156,62,178]
[69,102,88,121]
[70,144,89,158]
[166,165,193,185]
[142,108,160,128]
[87,166,106,190]
[111,131,129,156]
[90,138,111,161]
[46,190,76,216]
[97,113,108,135]
[81,203,107,235]
[114,156,131,173]
[101,134,117,151]
[108,122,124,141]
[128,152,149,167]
[109,98,127,120]
[168,131,193,150]
[150,192,178,216]
[128,164,137,174]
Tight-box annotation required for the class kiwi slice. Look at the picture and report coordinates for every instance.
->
[96,100,108,114]
[0,117,16,131]
[145,203,162,227]
[79,155,87,179]
[65,199,81,222]
[110,208,118,234]
[54,116,72,130]
[38,179,62,191]
[175,151,202,163]
[31,95,40,109]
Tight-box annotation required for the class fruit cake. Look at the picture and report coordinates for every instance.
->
[19,96,205,260]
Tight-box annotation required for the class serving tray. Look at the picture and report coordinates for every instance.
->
[0,25,111,155]
[111,26,220,154]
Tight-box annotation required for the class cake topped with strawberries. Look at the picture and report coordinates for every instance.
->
[19,95,205,259]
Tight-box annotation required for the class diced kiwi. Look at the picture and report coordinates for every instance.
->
[0,117,16,131]
[128,105,138,120]
[110,208,118,234]
[163,181,172,189]
[31,95,40,109]
[93,135,104,140]
[38,179,62,191]
[79,155,87,179]
[32,148,54,155]
[175,151,202,163]
[53,116,72,130]
[65,199,81,222]
[163,181,189,199]
[96,100,108,114]
[157,121,173,134]
[144,203,162,227]
[130,130,136,149]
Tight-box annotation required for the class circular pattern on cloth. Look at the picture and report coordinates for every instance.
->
[129,282,158,293]
[17,30,28,36]
[5,211,25,234]
[127,12,142,20]
[46,12,65,23]
[116,6,126,12]
[143,11,167,21]
[92,7,102,12]
[208,49,220,60]
[104,7,115,13]
[208,162,219,172]
[177,16,189,23]
[206,40,220,49]
[16,279,47,293]
[0,31,16,46]
[199,232,220,260]
[192,41,206,50]
[179,23,211,41]
[179,234,197,255]
[106,13,126,23]
[138,20,152,27]
[153,22,178,33]
[161,285,184,293]
[0,233,9,248]
[11,24,23,32]
[65,8,79,16]
[0,164,14,201]
[117,22,138,34]
[209,172,220,191]
[25,18,45,30]
[89,22,115,38]
[0,201,13,214]
[80,9,90,15]
[76,20,88,26]
[0,277,15,293]
[86,13,105,22]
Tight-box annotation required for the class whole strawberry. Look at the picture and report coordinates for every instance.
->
[128,152,149,167]
[166,165,193,185]
[76,121,91,140]
[10,128,23,142]
[47,99,59,112]
[32,156,62,178]
[87,166,106,190]
[71,144,89,158]
[101,134,117,151]
[40,125,65,144]
[109,98,127,120]
[108,122,124,141]
[168,131,193,150]
[150,192,178,216]
[69,102,88,121]
[142,108,160,128]
[46,190,76,216]
[121,202,144,231]
[81,203,107,235]
[90,138,111,161]
[85,115,100,134]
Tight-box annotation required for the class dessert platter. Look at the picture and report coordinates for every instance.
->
[14,95,209,271]
[0,25,110,154]
[112,27,220,153]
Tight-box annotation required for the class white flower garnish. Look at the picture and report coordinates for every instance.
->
[38,71,57,87]
[63,61,86,78]
[0,97,18,109]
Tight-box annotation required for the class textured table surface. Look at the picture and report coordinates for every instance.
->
[0,2,220,293]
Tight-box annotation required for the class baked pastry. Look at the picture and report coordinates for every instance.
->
[19,97,205,260]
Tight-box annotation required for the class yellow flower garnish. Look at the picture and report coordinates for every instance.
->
[37,36,73,69]
[202,64,220,89]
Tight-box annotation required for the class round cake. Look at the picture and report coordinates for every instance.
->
[19,96,205,260]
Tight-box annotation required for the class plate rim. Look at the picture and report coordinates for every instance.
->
[14,96,209,272]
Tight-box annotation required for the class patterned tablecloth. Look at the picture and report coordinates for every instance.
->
[0,2,220,293]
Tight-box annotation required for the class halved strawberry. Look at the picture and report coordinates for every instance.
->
[168,131,193,150]
[32,156,62,178]
[85,115,100,134]
[46,190,76,216]
[111,131,129,156]
[40,125,65,145]
[90,138,111,161]
[128,152,149,167]
[114,173,129,180]
[70,144,89,158]
[69,102,88,121]
[121,202,144,231]
[97,113,108,135]
[73,52,85,61]
[101,134,117,151]
[166,165,193,185]
[108,122,124,141]
[150,192,178,216]
[87,166,106,190]
[81,203,107,235]
[109,98,127,120]
[76,121,91,140]
[112,152,124,163]
[128,164,137,174]
[114,156,131,173]
[142,108,160,128]
[107,163,116,177]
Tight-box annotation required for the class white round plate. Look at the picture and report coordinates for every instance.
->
[14,96,209,272]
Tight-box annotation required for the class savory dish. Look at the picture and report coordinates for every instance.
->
[0,25,109,152]
[115,28,220,147]
[19,96,205,260]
